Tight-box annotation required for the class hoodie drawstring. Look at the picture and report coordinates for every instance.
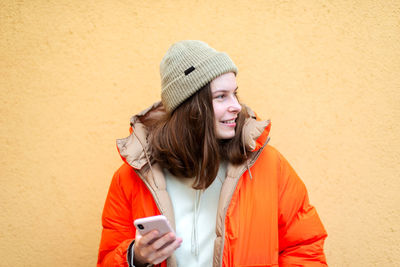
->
[191,189,203,258]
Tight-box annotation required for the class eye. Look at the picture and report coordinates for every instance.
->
[214,94,225,99]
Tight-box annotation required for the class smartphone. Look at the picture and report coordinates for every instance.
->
[134,215,174,237]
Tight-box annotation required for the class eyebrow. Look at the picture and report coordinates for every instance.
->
[212,86,239,93]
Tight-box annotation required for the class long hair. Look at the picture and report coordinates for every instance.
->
[147,83,250,189]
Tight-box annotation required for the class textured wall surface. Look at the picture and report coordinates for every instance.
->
[1,0,399,266]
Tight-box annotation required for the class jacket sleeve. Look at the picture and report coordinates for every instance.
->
[97,166,135,267]
[277,151,328,266]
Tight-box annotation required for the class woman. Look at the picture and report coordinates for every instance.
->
[97,40,327,267]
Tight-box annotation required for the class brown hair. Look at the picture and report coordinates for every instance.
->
[146,84,250,189]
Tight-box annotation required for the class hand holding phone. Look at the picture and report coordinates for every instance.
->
[133,215,182,266]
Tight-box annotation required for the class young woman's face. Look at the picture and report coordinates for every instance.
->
[210,72,242,139]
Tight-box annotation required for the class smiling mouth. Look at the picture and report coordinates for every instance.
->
[222,119,236,124]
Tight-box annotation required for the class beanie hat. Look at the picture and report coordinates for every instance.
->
[160,40,238,113]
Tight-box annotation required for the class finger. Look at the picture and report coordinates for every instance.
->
[150,238,183,265]
[138,230,160,246]
[150,232,176,250]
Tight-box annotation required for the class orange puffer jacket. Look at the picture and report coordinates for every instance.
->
[97,103,328,267]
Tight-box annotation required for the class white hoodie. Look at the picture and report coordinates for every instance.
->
[164,162,227,267]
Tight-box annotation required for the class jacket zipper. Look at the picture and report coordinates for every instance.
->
[217,138,269,267]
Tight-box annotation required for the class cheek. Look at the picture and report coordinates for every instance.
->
[212,104,224,121]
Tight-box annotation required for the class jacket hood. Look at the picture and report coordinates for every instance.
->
[116,101,271,170]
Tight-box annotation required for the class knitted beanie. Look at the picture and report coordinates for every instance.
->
[160,40,238,113]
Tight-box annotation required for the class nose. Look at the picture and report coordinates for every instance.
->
[228,96,242,113]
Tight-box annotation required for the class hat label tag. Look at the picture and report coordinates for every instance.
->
[184,66,195,75]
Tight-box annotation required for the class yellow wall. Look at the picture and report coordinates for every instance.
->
[1,0,399,266]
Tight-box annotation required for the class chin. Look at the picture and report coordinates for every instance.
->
[216,131,236,140]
